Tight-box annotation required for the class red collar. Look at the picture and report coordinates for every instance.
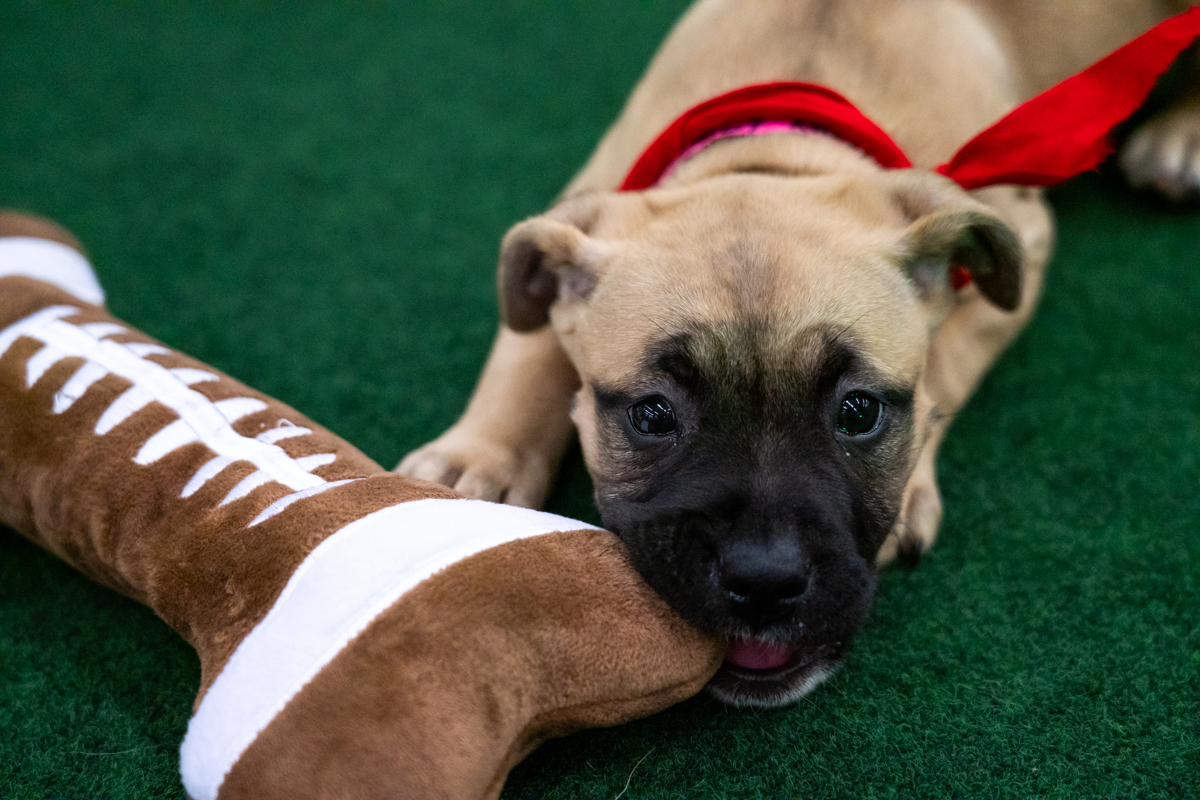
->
[620,7,1200,193]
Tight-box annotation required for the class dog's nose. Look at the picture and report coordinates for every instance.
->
[718,538,809,610]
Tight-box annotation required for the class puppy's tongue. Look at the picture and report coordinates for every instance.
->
[725,637,793,670]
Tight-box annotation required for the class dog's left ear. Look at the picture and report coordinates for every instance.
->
[497,195,615,333]
[890,173,1024,311]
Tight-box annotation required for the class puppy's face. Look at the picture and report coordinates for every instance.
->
[500,162,1020,706]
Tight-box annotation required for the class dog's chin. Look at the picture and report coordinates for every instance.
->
[706,636,844,708]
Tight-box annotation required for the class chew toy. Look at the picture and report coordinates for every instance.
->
[0,212,722,800]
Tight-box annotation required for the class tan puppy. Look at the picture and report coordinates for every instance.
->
[401,0,1200,707]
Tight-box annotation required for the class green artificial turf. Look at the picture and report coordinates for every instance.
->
[1,3,1197,798]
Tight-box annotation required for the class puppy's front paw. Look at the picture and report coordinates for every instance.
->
[1120,104,1200,201]
[877,482,942,567]
[396,428,552,509]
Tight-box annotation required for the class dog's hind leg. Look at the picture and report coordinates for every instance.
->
[1120,43,1200,201]
[396,326,579,509]
[879,185,1054,565]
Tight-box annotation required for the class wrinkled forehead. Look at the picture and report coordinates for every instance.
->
[576,183,928,388]
[615,315,922,405]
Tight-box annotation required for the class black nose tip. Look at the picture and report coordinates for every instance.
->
[718,539,809,606]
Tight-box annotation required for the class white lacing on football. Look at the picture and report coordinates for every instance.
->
[0,305,339,516]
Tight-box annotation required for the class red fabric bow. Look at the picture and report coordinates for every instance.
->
[619,7,1200,193]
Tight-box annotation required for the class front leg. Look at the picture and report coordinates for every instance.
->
[879,186,1053,565]
[397,325,578,508]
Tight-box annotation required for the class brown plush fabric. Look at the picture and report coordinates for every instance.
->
[0,276,452,694]
[224,529,720,800]
[0,224,722,800]
[0,209,86,254]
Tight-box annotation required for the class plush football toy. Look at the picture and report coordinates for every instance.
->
[0,211,723,800]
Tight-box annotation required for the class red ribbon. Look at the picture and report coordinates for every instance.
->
[619,7,1200,194]
[619,83,912,191]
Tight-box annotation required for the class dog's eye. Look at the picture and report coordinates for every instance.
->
[629,395,677,436]
[838,392,881,436]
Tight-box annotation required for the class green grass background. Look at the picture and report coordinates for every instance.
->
[1,3,1197,798]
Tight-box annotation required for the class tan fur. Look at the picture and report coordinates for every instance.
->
[400,0,1195,568]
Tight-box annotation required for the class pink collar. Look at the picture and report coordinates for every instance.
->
[619,7,1200,194]
[655,121,821,185]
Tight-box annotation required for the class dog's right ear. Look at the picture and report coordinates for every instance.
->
[887,171,1024,312]
[498,197,612,332]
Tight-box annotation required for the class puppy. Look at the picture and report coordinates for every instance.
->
[400,0,1200,707]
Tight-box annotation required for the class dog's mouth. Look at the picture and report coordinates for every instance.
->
[707,635,844,707]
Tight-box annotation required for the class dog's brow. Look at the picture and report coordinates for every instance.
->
[593,384,632,409]
[644,332,701,387]
[638,310,674,341]
[825,298,893,352]
[638,320,915,418]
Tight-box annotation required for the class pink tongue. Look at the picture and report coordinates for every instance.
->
[725,637,794,670]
